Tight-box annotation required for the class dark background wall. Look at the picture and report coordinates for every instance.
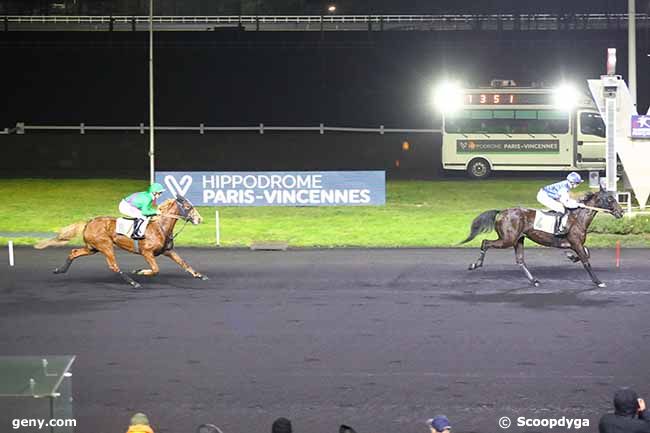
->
[1,27,647,178]
[0,131,439,179]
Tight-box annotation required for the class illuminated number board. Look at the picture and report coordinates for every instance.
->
[464,93,552,105]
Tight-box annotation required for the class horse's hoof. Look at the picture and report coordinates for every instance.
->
[199,275,209,281]
[565,253,579,263]
[131,282,142,289]
[533,280,541,287]
[597,282,607,288]
[468,263,476,271]
[53,269,61,274]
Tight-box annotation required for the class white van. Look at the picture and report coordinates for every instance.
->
[438,80,606,179]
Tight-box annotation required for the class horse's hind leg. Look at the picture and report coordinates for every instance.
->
[163,250,209,280]
[53,247,96,274]
[100,247,142,289]
[469,238,509,270]
[514,237,540,287]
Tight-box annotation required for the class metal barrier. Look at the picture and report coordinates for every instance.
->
[12,123,441,135]
[3,13,648,32]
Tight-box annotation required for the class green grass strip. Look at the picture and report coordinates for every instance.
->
[1,178,648,248]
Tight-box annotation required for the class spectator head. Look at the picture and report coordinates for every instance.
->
[614,388,640,416]
[130,413,150,426]
[127,413,153,433]
[271,417,292,433]
[427,415,451,433]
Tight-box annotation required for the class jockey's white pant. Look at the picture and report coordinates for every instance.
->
[536,189,566,214]
[119,200,149,235]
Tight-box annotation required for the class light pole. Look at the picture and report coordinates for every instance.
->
[149,0,155,184]
[628,0,637,108]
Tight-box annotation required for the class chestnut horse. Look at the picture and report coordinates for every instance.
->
[461,187,624,288]
[35,196,208,288]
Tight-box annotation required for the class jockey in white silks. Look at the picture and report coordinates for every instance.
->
[536,172,585,235]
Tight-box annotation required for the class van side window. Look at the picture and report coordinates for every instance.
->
[444,110,569,134]
[580,112,605,138]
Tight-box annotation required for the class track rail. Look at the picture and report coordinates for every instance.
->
[2,13,648,32]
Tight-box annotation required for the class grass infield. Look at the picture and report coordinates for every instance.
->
[0,178,648,248]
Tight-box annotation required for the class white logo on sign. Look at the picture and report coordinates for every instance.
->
[637,116,650,128]
[164,175,193,197]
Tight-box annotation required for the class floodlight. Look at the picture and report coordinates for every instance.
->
[553,83,580,111]
[432,81,464,114]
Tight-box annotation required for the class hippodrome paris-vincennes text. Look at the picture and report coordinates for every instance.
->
[201,174,371,205]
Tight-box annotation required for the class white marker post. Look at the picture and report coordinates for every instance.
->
[215,210,221,246]
[603,48,619,193]
[8,240,14,267]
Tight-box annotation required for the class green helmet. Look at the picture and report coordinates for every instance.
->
[148,183,165,194]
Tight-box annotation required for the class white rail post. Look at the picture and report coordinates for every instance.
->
[8,241,14,267]
[215,210,221,246]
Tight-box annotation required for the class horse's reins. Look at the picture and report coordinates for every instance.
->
[156,213,185,220]
[156,211,191,241]
[581,204,612,214]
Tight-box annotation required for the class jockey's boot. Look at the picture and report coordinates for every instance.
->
[131,219,145,240]
[554,214,568,236]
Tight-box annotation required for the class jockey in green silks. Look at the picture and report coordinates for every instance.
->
[119,183,166,239]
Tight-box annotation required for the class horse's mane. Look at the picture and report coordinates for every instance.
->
[157,198,176,213]
[580,191,597,203]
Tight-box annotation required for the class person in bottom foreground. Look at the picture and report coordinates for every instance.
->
[427,415,451,433]
[599,388,650,433]
[126,412,155,433]
[271,417,292,433]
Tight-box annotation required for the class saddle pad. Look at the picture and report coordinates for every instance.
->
[533,209,569,235]
[116,218,135,237]
[533,210,566,234]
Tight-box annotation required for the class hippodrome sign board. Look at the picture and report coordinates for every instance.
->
[155,171,385,206]
[631,115,650,138]
[456,139,559,153]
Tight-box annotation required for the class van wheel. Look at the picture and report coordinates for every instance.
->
[467,158,491,179]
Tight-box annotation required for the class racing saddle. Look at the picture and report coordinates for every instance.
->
[115,217,146,240]
[533,210,570,236]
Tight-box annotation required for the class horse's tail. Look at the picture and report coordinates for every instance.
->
[460,210,500,244]
[34,222,86,249]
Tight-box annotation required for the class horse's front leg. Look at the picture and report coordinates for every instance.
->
[163,250,209,280]
[133,252,160,277]
[570,243,605,288]
[565,245,589,263]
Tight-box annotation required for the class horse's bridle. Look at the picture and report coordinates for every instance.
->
[158,197,194,222]
[155,197,196,247]
[581,191,619,215]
